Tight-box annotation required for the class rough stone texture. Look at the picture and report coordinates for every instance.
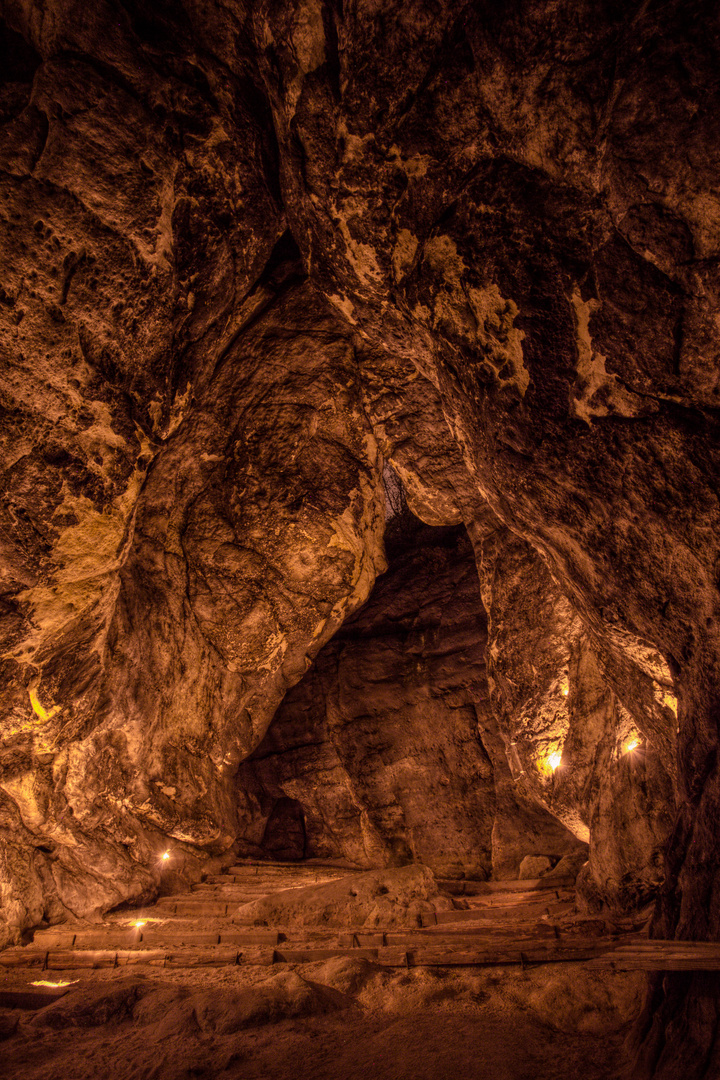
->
[0,1,387,941]
[237,523,496,878]
[477,526,676,910]
[237,519,585,879]
[233,864,452,929]
[1,3,719,1074]
[518,856,552,880]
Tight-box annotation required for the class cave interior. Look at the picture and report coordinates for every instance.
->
[1,2,720,1078]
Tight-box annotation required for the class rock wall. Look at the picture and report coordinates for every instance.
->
[0,1,387,938]
[1,3,719,1073]
[236,520,584,879]
[476,526,676,910]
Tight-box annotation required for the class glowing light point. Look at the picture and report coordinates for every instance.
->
[547,751,563,772]
[161,851,171,862]
[31,980,77,988]
[623,738,640,755]
[133,920,146,929]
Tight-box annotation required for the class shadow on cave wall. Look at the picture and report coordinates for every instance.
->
[234,480,586,879]
[233,471,674,911]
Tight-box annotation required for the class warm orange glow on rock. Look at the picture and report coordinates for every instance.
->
[538,748,563,775]
[31,980,77,988]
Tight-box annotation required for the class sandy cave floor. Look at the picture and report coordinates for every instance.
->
[0,960,644,1080]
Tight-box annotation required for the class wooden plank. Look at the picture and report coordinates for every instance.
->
[273,947,380,964]
[385,931,517,948]
[430,908,523,926]
[376,948,411,967]
[141,930,220,947]
[32,930,76,948]
[115,950,167,967]
[219,930,280,946]
[46,950,117,969]
[337,932,386,948]
[588,941,720,971]
[163,947,238,968]
[72,931,140,949]
[433,904,571,927]
[608,941,720,951]
[437,880,496,897]
[0,948,48,968]
[467,893,573,910]
[405,944,605,966]
[589,955,720,971]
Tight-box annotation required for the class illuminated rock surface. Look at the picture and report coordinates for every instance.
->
[1,2,719,1076]
[236,519,586,878]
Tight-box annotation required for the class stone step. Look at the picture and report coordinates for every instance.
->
[472,878,576,893]
[226,861,355,872]
[212,877,333,890]
[155,899,230,917]
[33,930,80,948]
[32,928,281,949]
[426,900,573,926]
[191,882,278,894]
[421,901,573,927]
[222,869,351,883]
[5,939,720,972]
[464,891,574,909]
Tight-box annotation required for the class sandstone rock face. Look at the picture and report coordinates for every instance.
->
[233,864,453,930]
[477,526,676,910]
[237,523,496,878]
[1,3,719,1074]
[237,519,586,879]
[0,2,387,940]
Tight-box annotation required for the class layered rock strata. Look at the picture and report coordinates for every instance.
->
[237,521,586,879]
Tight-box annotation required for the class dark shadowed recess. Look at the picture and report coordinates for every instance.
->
[236,511,584,880]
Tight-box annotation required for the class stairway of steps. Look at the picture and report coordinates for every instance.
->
[143,860,357,918]
[2,863,718,982]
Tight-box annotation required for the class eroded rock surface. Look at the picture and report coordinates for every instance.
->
[477,526,676,910]
[1,3,719,1074]
[233,864,452,930]
[237,518,585,879]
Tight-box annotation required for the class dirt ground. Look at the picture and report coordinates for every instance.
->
[0,960,644,1080]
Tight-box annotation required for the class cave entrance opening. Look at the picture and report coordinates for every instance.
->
[234,476,584,883]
